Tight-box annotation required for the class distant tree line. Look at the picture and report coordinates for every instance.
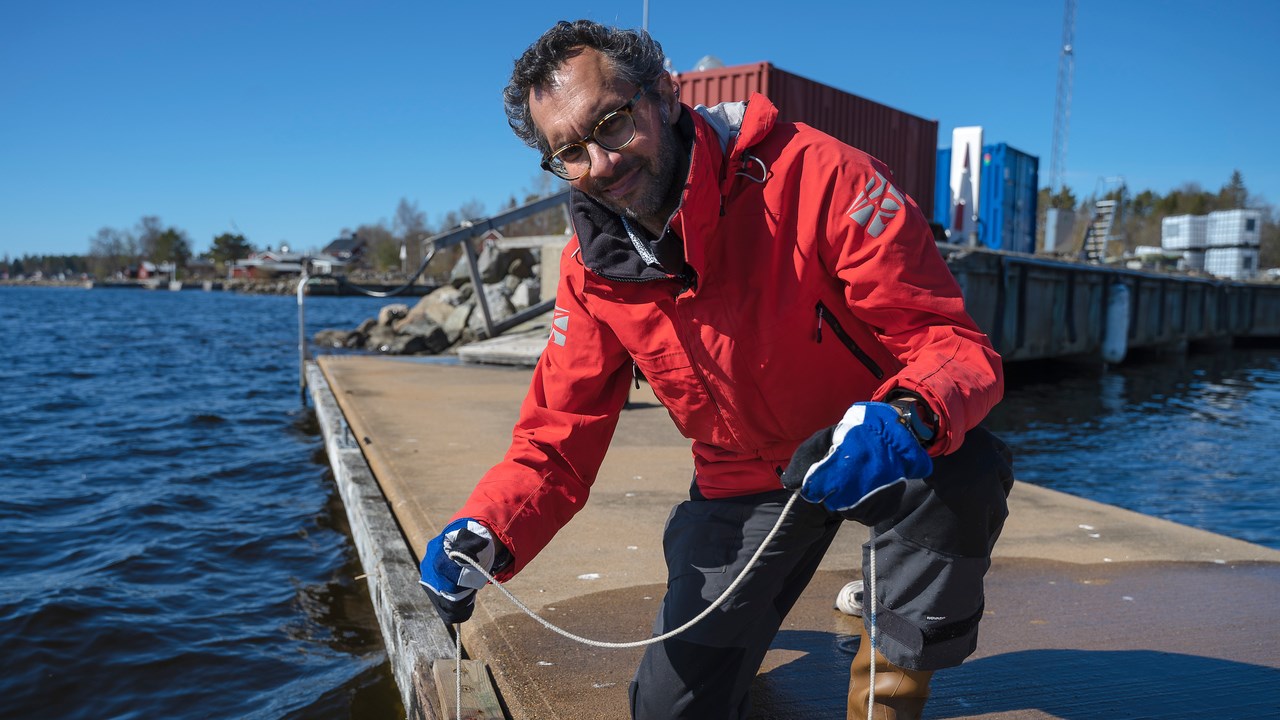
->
[0,254,92,279]
[1,175,570,281]
[18,171,1271,282]
[82,216,196,279]
[1037,170,1279,267]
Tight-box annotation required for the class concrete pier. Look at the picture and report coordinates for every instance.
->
[307,355,1280,720]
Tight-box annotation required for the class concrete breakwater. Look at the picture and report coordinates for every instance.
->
[313,243,542,357]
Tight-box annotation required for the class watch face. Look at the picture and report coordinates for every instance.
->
[912,414,935,442]
[892,400,934,444]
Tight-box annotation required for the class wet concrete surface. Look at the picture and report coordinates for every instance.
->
[472,561,1280,719]
[316,356,1280,720]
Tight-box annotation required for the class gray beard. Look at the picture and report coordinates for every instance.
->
[612,119,683,231]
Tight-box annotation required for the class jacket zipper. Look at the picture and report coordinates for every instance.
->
[815,301,884,379]
[590,266,697,293]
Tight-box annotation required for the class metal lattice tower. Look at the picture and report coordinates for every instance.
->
[1049,0,1077,196]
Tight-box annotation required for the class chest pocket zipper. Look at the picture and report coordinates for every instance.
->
[815,301,884,380]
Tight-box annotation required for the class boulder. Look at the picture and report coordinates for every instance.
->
[402,285,466,328]
[511,276,541,310]
[396,315,451,355]
[477,243,509,284]
[383,333,428,355]
[365,324,400,353]
[506,252,536,279]
[443,303,473,345]
[448,251,473,288]
[377,303,410,326]
[467,283,517,337]
[449,243,538,287]
[314,329,351,348]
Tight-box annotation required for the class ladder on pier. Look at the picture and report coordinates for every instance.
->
[1080,199,1118,262]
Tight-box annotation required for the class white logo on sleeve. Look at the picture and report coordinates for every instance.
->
[550,306,570,346]
[847,171,905,238]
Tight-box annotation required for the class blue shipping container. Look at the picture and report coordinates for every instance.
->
[934,149,952,230]
[935,143,1039,254]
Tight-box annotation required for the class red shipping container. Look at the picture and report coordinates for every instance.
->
[677,62,938,217]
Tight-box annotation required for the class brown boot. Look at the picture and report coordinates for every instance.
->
[847,627,934,720]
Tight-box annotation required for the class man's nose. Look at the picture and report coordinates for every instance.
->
[586,142,623,179]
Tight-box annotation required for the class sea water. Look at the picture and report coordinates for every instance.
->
[1,286,404,719]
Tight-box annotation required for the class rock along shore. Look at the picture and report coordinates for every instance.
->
[313,242,542,357]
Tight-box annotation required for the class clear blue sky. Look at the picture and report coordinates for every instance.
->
[2,1,1276,258]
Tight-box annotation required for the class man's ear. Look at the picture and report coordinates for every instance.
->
[660,71,681,125]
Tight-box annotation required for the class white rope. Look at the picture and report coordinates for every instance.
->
[448,491,801,649]
[454,625,462,720]
[868,542,878,719]
[444,490,881,720]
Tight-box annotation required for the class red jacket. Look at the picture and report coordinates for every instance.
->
[457,94,1003,579]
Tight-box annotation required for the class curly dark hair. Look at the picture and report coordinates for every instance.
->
[503,19,669,154]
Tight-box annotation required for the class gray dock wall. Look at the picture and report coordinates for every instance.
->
[944,247,1280,363]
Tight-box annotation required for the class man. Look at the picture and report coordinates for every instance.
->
[420,19,1012,720]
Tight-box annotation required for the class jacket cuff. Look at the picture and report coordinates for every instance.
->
[873,382,952,456]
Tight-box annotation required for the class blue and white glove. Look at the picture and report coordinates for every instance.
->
[782,402,934,523]
[419,518,497,624]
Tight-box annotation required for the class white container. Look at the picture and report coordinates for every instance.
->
[1203,246,1259,279]
[1206,209,1262,247]
[1102,283,1130,364]
[1162,215,1207,250]
[1181,249,1206,271]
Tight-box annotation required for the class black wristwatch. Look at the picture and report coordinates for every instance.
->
[888,397,937,447]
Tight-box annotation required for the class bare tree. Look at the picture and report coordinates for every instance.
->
[393,198,428,271]
[88,226,138,279]
[393,198,427,237]
[356,223,399,272]
[135,216,164,259]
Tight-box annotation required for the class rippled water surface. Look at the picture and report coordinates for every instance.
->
[984,347,1280,550]
[1,286,405,719]
[1,285,1276,720]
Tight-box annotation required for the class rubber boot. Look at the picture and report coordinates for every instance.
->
[847,626,934,720]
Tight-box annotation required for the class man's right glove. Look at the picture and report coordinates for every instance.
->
[781,401,934,523]
[419,518,497,624]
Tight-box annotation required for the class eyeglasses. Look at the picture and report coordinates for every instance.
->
[541,85,649,181]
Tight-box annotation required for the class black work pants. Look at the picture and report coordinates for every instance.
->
[628,426,1013,720]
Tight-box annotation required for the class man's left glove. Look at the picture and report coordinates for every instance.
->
[782,402,934,522]
[419,518,497,624]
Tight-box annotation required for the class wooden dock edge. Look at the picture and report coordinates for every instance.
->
[306,361,506,720]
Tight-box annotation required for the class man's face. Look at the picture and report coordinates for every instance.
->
[529,48,682,226]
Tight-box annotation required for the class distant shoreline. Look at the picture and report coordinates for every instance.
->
[0,277,437,296]
[0,279,88,289]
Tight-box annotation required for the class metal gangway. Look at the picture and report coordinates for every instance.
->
[295,190,571,399]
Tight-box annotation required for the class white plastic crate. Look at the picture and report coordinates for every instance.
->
[1206,209,1262,247]
[1181,249,1206,271]
[1203,246,1259,279]
[1161,215,1207,250]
